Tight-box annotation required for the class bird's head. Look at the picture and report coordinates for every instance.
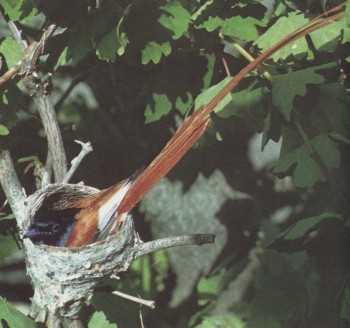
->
[24,217,76,246]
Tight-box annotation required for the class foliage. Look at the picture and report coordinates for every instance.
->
[0,0,350,327]
[0,297,37,328]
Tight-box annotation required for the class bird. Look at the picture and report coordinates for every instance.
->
[23,104,212,247]
[23,169,143,247]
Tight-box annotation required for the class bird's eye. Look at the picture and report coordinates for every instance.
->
[51,223,61,233]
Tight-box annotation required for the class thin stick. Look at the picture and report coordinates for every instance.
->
[221,53,231,77]
[0,61,21,86]
[230,42,272,81]
[7,21,28,51]
[63,141,93,183]
[41,150,53,187]
[136,234,215,257]
[14,24,67,183]
[0,149,26,230]
[112,290,155,309]
[33,95,67,182]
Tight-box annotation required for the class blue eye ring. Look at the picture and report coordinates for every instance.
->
[51,223,61,233]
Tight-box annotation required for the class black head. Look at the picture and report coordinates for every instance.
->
[23,217,75,246]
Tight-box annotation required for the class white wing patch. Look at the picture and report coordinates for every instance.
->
[97,181,132,233]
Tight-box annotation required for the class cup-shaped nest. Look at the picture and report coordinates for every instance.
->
[23,183,139,319]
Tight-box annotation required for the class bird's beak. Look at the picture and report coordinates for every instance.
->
[23,227,45,240]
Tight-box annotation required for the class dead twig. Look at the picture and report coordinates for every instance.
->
[63,141,93,183]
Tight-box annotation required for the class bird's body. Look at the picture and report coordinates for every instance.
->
[24,104,212,247]
[24,171,141,247]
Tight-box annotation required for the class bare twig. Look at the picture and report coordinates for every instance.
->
[0,199,8,212]
[112,290,155,309]
[41,150,53,187]
[7,20,28,51]
[0,61,21,86]
[19,24,57,76]
[229,41,273,81]
[0,149,26,231]
[4,22,65,184]
[136,234,216,257]
[14,24,67,183]
[139,308,145,328]
[33,95,67,182]
[0,12,27,84]
[63,140,93,183]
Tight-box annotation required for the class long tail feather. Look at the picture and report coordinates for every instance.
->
[118,109,211,215]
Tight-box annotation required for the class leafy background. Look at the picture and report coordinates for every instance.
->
[0,0,350,327]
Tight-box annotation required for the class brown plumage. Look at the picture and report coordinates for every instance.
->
[65,178,132,246]
[63,106,211,247]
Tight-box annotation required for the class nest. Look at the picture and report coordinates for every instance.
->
[23,183,140,319]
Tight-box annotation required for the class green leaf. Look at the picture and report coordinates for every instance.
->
[17,155,39,163]
[153,250,168,292]
[271,65,326,120]
[191,0,214,22]
[309,20,345,52]
[216,80,267,132]
[88,311,117,328]
[116,31,129,56]
[119,1,176,65]
[159,1,191,40]
[272,133,341,187]
[144,92,172,123]
[0,213,15,220]
[91,292,140,327]
[345,3,350,27]
[196,15,223,32]
[53,47,69,70]
[195,314,245,328]
[197,268,227,301]
[143,52,215,122]
[278,213,342,241]
[141,41,171,64]
[329,131,350,146]
[0,297,37,328]
[221,16,265,41]
[255,12,310,61]
[0,125,10,136]
[66,22,92,64]
[0,0,37,21]
[195,77,233,111]
[0,233,18,265]
[0,37,22,69]
[96,29,118,62]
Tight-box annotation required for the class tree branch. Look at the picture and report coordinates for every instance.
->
[136,234,216,258]
[3,21,67,183]
[6,20,28,51]
[111,290,155,309]
[63,140,93,183]
[0,61,21,86]
[14,24,68,183]
[0,149,26,231]
[41,150,53,187]
[32,94,67,182]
